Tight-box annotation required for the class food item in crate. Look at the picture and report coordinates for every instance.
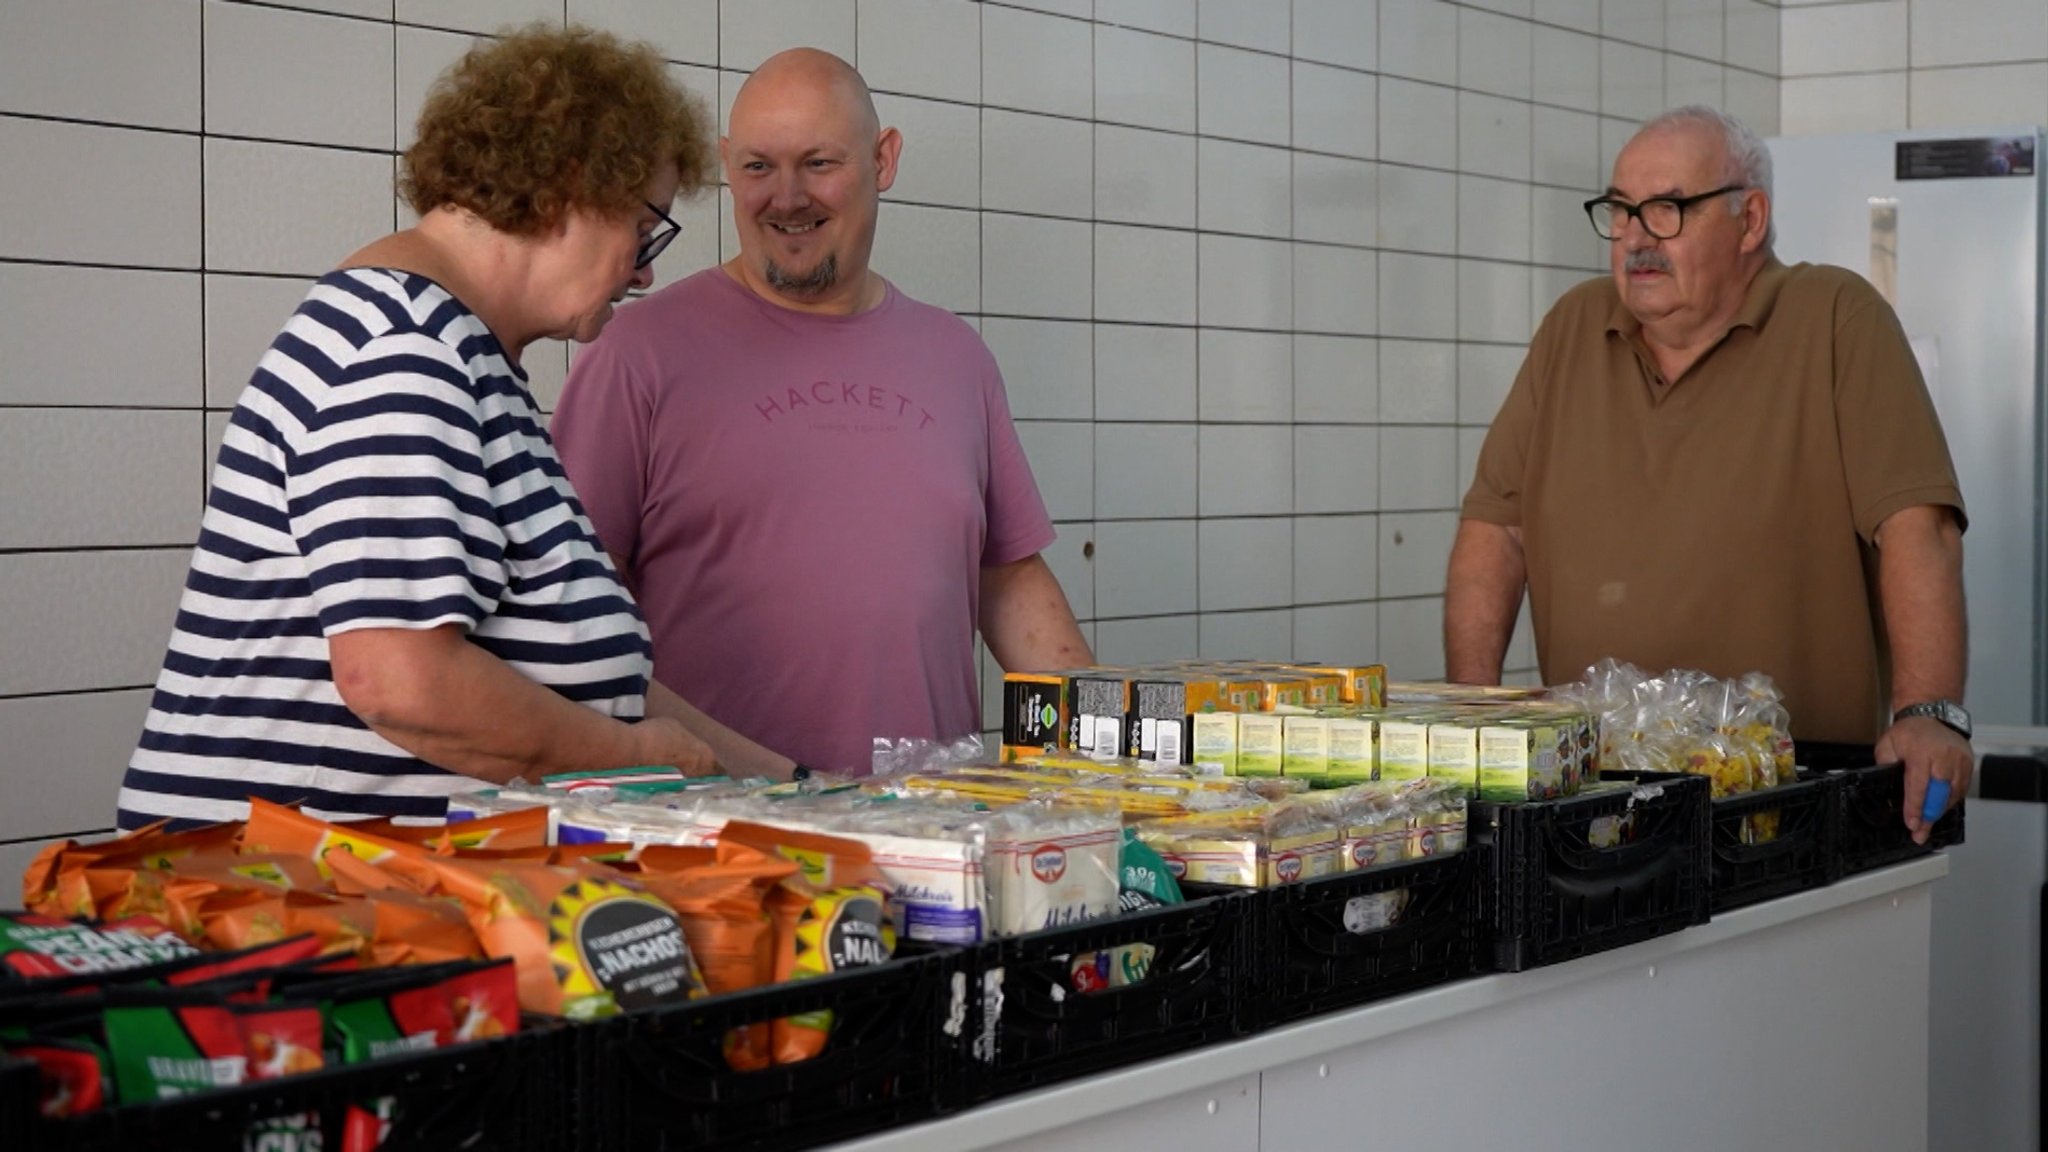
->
[1478,718,1572,802]
[102,988,327,1102]
[1326,715,1377,785]
[767,882,895,1064]
[1,912,200,986]
[1234,713,1285,778]
[22,821,242,920]
[1426,718,1481,796]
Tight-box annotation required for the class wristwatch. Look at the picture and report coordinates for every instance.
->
[1893,699,1971,740]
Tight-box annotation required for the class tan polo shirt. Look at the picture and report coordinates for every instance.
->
[1463,259,1964,742]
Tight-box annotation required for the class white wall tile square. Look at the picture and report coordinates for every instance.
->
[1096,24,1197,132]
[985,5,1094,119]
[1377,596,1446,679]
[983,212,1092,319]
[1457,342,1525,424]
[1599,116,1636,184]
[1200,0,1291,53]
[1379,339,1458,423]
[0,119,200,267]
[0,690,151,841]
[1380,425,1460,510]
[1198,235,1294,329]
[1094,615,1201,663]
[1665,0,1723,62]
[1534,0,1599,34]
[1293,245,1377,336]
[1200,425,1294,515]
[1100,0,1197,38]
[1293,63,1378,160]
[858,0,979,101]
[1200,609,1295,660]
[1378,252,1458,339]
[206,2,394,150]
[1458,259,1532,343]
[1295,335,1378,423]
[1295,425,1379,513]
[1459,8,1533,101]
[1096,425,1200,518]
[1098,326,1198,421]
[1097,126,1199,228]
[1460,94,1535,181]
[875,94,980,209]
[1723,70,1779,136]
[1293,154,1376,247]
[395,0,557,35]
[1200,139,1295,238]
[1781,2,1906,77]
[1531,26,1600,113]
[1379,78,1459,170]
[1197,43,1291,146]
[0,411,199,550]
[204,274,314,407]
[984,319,1093,421]
[1015,421,1094,522]
[1380,0,1459,85]
[0,550,192,696]
[1532,106,1599,190]
[982,109,1094,218]
[1601,40,1665,120]
[719,0,856,72]
[873,202,981,313]
[1295,513,1377,602]
[1006,0,1093,18]
[1665,57,1724,110]
[1378,511,1459,596]
[0,0,200,131]
[1457,175,1533,261]
[1467,0,1533,16]
[1910,64,2048,131]
[395,25,475,150]
[1,267,200,408]
[1781,73,1910,136]
[205,140,393,275]
[268,0,392,17]
[1200,329,1295,422]
[1532,185,1601,269]
[569,0,717,65]
[1378,165,1459,254]
[1908,0,2048,70]
[1293,0,1377,71]
[1293,602,1377,660]
[1723,0,1780,76]
[1095,519,1199,617]
[1199,518,1295,610]
[1096,225,1199,324]
[1603,0,1663,49]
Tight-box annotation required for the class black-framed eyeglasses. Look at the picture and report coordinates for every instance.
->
[1583,185,1748,241]
[636,200,680,269]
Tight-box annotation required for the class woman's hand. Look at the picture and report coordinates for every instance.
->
[631,716,719,776]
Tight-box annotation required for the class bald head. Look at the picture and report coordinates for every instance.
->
[720,49,902,314]
[732,49,878,140]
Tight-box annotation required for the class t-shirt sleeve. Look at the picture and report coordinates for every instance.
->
[283,335,508,637]
[1461,348,1540,527]
[980,352,1056,568]
[1832,287,1966,542]
[550,334,652,576]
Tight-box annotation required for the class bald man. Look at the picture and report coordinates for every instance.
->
[552,49,1091,776]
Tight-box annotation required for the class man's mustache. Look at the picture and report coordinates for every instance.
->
[1625,249,1672,274]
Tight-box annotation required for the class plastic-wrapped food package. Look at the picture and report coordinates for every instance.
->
[871,734,990,778]
[1556,659,1800,810]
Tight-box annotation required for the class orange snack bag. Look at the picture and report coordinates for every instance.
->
[348,807,550,853]
[634,840,802,1070]
[25,821,242,918]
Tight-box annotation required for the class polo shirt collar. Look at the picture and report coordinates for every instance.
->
[1603,256,1790,339]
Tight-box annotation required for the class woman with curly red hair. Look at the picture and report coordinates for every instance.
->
[118,25,754,830]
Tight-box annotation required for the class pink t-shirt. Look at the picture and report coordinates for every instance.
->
[552,268,1055,773]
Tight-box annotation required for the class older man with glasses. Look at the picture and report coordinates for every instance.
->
[1443,105,1972,841]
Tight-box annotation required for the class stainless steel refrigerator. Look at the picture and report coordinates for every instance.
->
[1767,127,2046,728]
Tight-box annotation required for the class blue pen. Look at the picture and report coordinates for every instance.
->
[1920,778,1952,824]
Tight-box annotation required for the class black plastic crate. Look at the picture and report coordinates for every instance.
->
[20,1025,565,1152]
[0,1052,34,1135]
[1470,772,1711,971]
[582,946,963,1152]
[1224,851,1476,1032]
[1798,741,1966,876]
[1610,768,1843,914]
[966,891,1249,1103]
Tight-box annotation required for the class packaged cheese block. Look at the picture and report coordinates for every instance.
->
[984,806,1121,934]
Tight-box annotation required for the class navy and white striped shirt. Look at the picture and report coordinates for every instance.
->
[118,269,653,830]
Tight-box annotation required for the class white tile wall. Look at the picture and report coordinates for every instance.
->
[0,689,152,841]
[1,0,1819,849]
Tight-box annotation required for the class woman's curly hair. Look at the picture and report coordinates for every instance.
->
[400,24,714,235]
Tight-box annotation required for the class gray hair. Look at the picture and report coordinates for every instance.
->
[1636,105,1774,250]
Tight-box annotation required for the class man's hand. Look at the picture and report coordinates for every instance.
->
[633,716,719,777]
[1875,714,1972,844]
